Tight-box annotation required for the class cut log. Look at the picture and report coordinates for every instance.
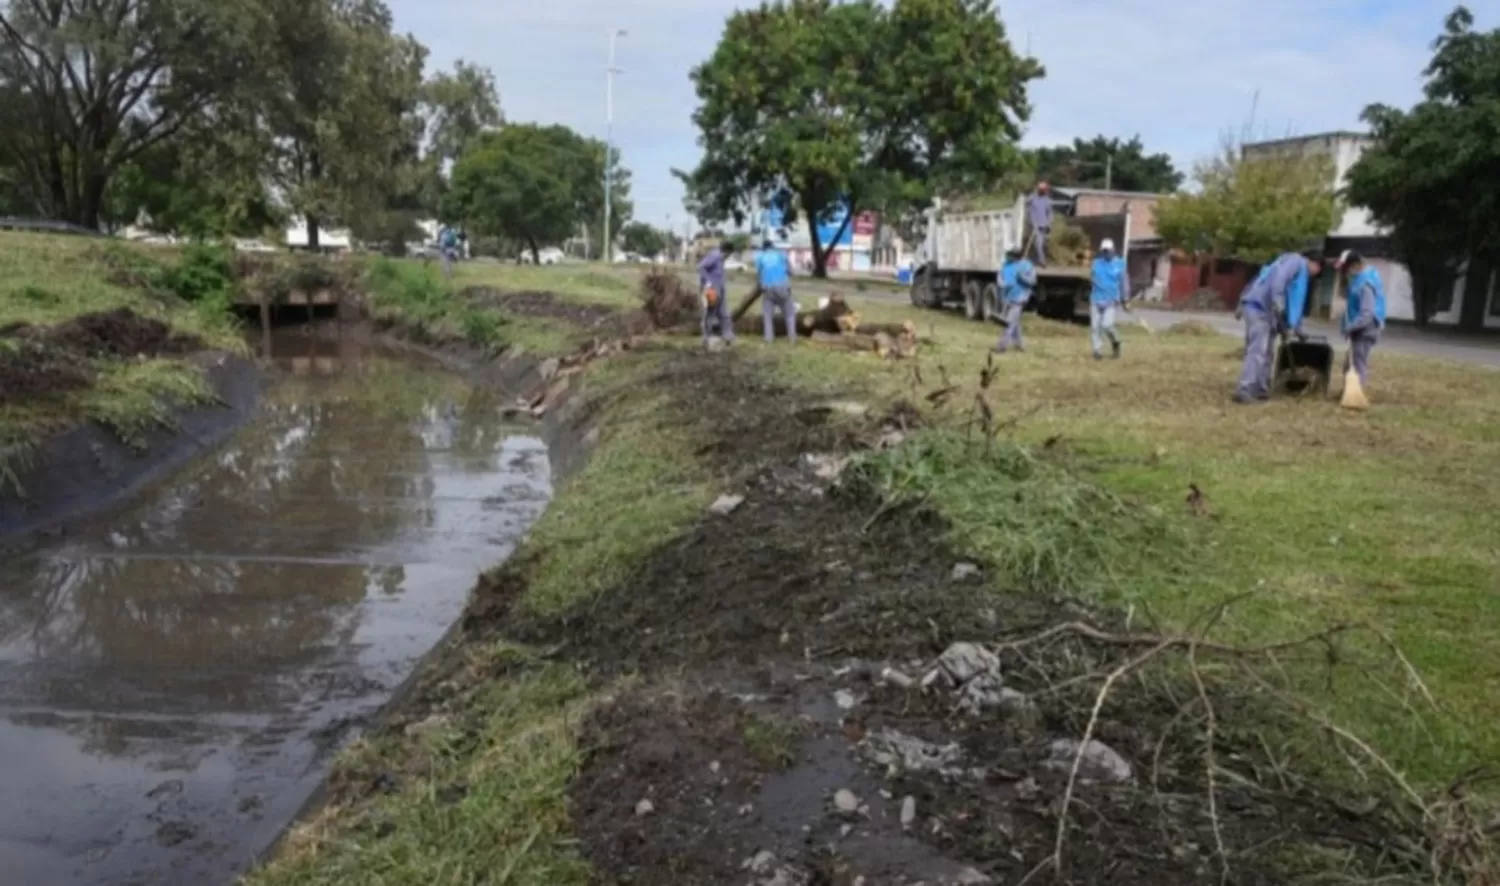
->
[731,285,763,323]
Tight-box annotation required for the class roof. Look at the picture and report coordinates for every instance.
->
[1242,131,1370,151]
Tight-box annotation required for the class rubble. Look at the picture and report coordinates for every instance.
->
[861,728,966,778]
[950,562,982,583]
[709,494,746,516]
[938,642,1000,685]
[900,795,917,830]
[635,798,655,816]
[1047,739,1134,784]
[833,789,861,814]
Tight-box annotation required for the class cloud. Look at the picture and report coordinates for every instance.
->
[390,0,1495,226]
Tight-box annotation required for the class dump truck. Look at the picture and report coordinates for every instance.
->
[908,196,1130,322]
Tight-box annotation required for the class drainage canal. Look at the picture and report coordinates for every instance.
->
[0,325,551,884]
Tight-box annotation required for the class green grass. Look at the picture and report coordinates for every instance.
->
[453,261,639,309]
[249,644,594,886]
[363,257,505,349]
[773,294,1500,789]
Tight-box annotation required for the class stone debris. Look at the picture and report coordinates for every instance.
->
[953,867,994,884]
[710,761,722,774]
[802,452,850,482]
[709,494,746,516]
[745,851,778,874]
[834,689,859,711]
[938,642,1000,685]
[881,666,915,689]
[921,667,948,690]
[634,798,655,817]
[833,789,861,814]
[825,400,871,417]
[900,795,917,830]
[950,562,982,583]
[537,357,560,381]
[1047,738,1134,784]
[861,728,966,778]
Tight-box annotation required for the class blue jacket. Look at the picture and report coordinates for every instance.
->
[1090,255,1127,305]
[1343,266,1386,336]
[697,248,726,296]
[1242,253,1310,330]
[439,227,457,249]
[756,249,790,288]
[1000,257,1036,304]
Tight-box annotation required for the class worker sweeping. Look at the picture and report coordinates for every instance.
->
[1026,181,1053,266]
[1233,249,1323,404]
[697,239,737,347]
[1336,249,1385,397]
[1089,239,1127,360]
[994,247,1036,353]
[755,239,797,344]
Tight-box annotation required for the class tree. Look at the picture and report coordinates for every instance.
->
[422,59,502,165]
[619,222,667,258]
[0,0,260,227]
[447,124,630,264]
[680,0,1041,277]
[1345,6,1500,325]
[1032,135,1183,193]
[1156,137,1338,264]
[257,0,427,249]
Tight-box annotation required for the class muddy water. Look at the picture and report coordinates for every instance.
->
[0,329,550,885]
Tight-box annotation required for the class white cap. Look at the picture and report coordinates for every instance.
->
[1100,238,1115,252]
[1336,249,1354,268]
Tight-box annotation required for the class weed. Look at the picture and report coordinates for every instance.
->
[82,360,211,449]
[740,715,798,770]
[158,243,235,303]
[460,307,504,348]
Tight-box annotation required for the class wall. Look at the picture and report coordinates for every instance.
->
[1070,192,1160,240]
[1241,133,1381,238]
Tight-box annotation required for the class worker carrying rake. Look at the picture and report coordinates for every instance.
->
[696,239,738,347]
[1233,249,1324,404]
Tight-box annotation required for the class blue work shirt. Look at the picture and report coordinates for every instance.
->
[756,249,791,288]
[697,248,727,296]
[1026,193,1053,230]
[1343,266,1387,336]
[1000,257,1036,304]
[1089,254,1127,305]
[1241,253,1310,330]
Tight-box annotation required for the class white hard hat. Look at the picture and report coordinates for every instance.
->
[1100,238,1116,252]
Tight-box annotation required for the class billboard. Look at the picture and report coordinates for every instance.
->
[760,191,860,248]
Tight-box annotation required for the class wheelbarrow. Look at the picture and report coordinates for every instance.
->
[1273,335,1334,397]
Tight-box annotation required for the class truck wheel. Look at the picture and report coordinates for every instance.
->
[981,283,1000,323]
[909,268,934,308]
[962,281,982,320]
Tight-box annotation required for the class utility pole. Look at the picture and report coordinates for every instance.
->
[603,28,626,264]
[1105,153,1113,192]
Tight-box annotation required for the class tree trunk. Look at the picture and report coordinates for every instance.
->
[80,171,109,232]
[528,236,541,265]
[307,214,322,251]
[809,205,855,279]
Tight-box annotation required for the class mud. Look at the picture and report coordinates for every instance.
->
[0,327,552,885]
[460,286,632,336]
[483,351,1423,885]
[0,308,205,405]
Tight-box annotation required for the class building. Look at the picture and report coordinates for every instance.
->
[1241,131,1500,331]
[284,218,353,252]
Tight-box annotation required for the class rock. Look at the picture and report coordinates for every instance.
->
[705,336,727,353]
[746,850,778,874]
[996,687,1033,714]
[803,453,850,481]
[403,714,451,738]
[537,357,560,381]
[738,803,755,816]
[709,761,721,775]
[146,779,184,800]
[900,795,917,829]
[882,667,915,689]
[834,689,858,711]
[709,494,745,516]
[953,868,993,884]
[825,400,871,417]
[861,728,965,778]
[939,642,1000,684]
[833,789,860,814]
[635,798,655,817]
[950,562,982,583]
[1048,739,1133,783]
[920,667,948,691]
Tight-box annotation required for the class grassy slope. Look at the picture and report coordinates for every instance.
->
[252,260,1500,882]
[0,232,243,471]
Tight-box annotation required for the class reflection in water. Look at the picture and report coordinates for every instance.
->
[0,327,551,885]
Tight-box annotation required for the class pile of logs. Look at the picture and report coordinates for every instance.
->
[729,290,920,359]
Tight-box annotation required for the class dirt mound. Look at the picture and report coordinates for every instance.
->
[0,308,204,403]
[45,308,200,358]
[459,287,630,334]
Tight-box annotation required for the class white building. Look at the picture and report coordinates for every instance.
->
[1240,132,1491,328]
[284,218,353,251]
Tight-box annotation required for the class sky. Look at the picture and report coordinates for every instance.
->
[387,0,1497,233]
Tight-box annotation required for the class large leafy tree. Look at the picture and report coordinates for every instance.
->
[0,0,260,227]
[422,60,502,165]
[619,221,667,258]
[1156,138,1337,264]
[1032,135,1182,193]
[447,124,631,264]
[679,0,1040,277]
[1345,6,1500,325]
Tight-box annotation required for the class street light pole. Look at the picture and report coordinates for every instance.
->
[603,28,626,265]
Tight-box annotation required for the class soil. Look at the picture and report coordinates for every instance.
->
[459,287,640,339]
[456,352,1418,885]
[0,308,204,404]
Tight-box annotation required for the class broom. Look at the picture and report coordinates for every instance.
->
[1339,349,1369,410]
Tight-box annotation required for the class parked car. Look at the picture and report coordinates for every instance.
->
[724,258,747,272]
[538,247,565,265]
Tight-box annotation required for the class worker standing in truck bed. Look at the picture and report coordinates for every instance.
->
[1026,181,1053,266]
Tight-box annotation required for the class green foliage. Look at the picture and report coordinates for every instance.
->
[422,59,503,164]
[1032,135,1183,193]
[447,125,631,263]
[679,0,1041,276]
[0,0,262,228]
[364,257,504,347]
[619,222,668,258]
[1156,138,1338,262]
[1345,6,1498,323]
[159,244,236,304]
